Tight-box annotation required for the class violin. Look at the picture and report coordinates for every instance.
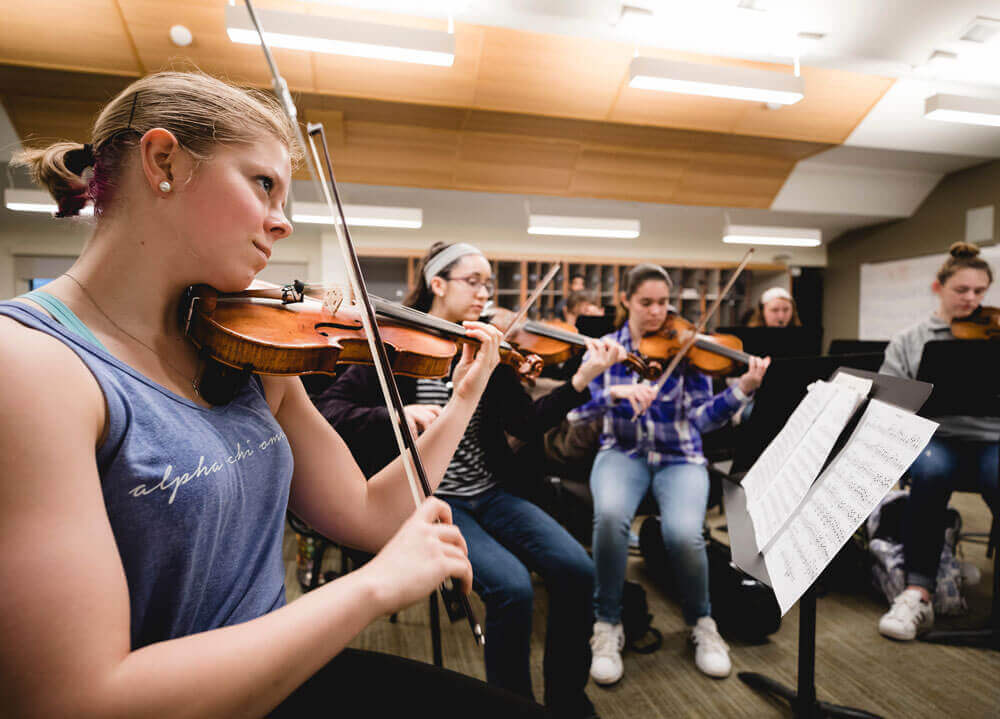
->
[485,306,655,378]
[181,282,541,402]
[950,305,1000,339]
[639,312,757,376]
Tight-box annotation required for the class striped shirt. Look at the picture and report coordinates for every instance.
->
[568,324,749,467]
[415,377,496,498]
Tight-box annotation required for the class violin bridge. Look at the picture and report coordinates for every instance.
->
[322,286,345,315]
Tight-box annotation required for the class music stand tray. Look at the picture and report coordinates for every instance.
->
[725,367,932,718]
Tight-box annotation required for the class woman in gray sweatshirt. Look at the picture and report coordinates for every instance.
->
[877,241,999,641]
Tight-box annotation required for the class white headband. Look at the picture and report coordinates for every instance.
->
[760,286,792,305]
[423,243,485,284]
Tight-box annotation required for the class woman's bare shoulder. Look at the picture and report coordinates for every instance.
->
[0,315,105,438]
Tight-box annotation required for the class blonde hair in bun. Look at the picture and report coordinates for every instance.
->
[937,241,993,285]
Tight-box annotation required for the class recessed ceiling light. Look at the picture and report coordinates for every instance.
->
[169,24,193,47]
[960,16,1000,44]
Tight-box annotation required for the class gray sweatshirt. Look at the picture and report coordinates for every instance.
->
[880,314,1000,441]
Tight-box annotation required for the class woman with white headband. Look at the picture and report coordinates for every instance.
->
[745,286,802,328]
[317,241,628,719]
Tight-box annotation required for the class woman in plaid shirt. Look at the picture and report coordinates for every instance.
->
[572,264,769,685]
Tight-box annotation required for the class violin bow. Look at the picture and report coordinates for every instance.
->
[636,249,754,415]
[241,0,484,645]
[499,262,561,342]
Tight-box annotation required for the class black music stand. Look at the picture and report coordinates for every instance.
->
[726,367,932,719]
[915,340,1000,651]
[717,326,823,358]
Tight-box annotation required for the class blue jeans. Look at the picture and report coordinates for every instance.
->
[443,486,595,716]
[904,436,999,591]
[590,448,711,626]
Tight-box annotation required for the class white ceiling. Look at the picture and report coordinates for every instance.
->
[311,0,1000,236]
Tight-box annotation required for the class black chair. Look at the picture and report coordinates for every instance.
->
[287,513,446,666]
[914,340,1000,650]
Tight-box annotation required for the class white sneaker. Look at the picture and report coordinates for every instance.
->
[878,588,934,640]
[691,616,731,678]
[589,621,625,686]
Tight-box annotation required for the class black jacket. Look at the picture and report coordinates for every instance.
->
[315,363,591,483]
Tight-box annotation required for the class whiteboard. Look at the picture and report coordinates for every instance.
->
[859,246,1000,340]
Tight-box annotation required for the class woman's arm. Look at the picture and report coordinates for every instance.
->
[0,323,470,719]
[684,357,768,433]
[278,324,503,552]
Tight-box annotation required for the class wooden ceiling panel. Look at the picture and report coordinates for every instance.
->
[312,25,483,108]
[455,132,578,194]
[0,0,140,76]
[673,156,793,208]
[473,26,629,120]
[118,0,313,90]
[609,89,749,135]
[733,67,894,143]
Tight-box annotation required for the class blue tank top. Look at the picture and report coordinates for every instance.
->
[0,301,294,649]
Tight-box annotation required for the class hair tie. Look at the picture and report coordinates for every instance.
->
[64,143,96,176]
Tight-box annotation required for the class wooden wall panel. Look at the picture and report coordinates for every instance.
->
[0,0,140,76]
[455,132,578,194]
[3,96,102,146]
[1,66,835,208]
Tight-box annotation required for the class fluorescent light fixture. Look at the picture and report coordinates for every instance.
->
[924,93,1000,127]
[628,56,804,105]
[292,202,423,229]
[528,214,640,239]
[723,224,821,247]
[225,5,454,66]
[4,188,93,216]
[960,16,1000,44]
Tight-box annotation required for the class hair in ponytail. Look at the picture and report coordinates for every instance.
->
[936,241,993,285]
[11,70,300,218]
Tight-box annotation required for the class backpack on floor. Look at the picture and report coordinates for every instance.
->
[621,580,662,653]
[638,515,781,642]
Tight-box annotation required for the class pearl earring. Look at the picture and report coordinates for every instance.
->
[159,180,172,193]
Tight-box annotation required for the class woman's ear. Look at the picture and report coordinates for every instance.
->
[429,276,447,298]
[931,279,943,295]
[138,128,183,195]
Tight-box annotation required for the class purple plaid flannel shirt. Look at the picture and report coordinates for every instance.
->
[569,324,750,467]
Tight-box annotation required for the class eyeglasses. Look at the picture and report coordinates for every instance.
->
[446,274,495,297]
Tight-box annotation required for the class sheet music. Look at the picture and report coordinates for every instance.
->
[763,399,938,614]
[747,380,866,549]
[740,380,838,502]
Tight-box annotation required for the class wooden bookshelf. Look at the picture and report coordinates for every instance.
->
[368,251,786,330]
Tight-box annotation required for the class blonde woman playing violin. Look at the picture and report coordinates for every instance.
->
[0,72,552,718]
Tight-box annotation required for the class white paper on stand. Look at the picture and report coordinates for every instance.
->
[740,381,838,503]
[763,400,938,615]
[743,379,868,549]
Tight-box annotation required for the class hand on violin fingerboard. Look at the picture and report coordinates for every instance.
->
[737,355,771,395]
[571,337,628,392]
[451,321,503,401]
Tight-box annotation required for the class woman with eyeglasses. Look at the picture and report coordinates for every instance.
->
[316,242,627,719]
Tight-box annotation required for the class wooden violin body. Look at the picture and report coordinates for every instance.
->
[639,313,754,376]
[485,306,655,379]
[951,305,1000,340]
[182,284,537,387]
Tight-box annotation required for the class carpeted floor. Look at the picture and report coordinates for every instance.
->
[284,491,999,718]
